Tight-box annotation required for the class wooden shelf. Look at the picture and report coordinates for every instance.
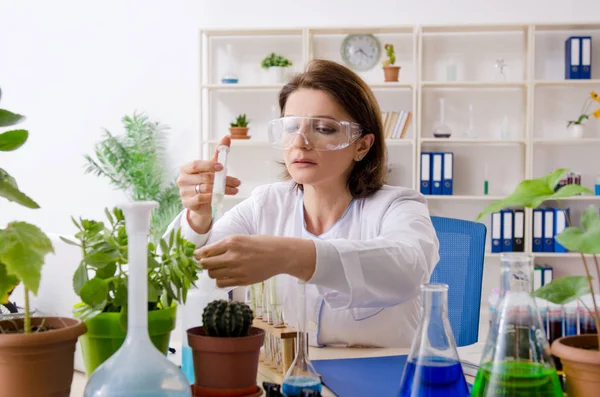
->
[425,195,505,201]
[421,81,526,89]
[533,138,600,145]
[535,79,600,87]
[420,138,525,145]
[533,253,597,259]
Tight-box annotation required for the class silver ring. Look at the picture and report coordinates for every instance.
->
[195,184,201,194]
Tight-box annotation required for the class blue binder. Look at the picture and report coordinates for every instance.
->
[491,212,502,253]
[431,152,444,195]
[501,209,513,252]
[565,36,581,79]
[581,36,592,80]
[442,152,453,195]
[543,208,555,252]
[553,208,569,253]
[533,209,544,252]
[420,152,431,195]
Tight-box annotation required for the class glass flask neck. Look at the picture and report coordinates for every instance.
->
[500,253,533,295]
[419,283,456,355]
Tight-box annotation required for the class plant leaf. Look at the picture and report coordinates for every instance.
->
[95,261,117,279]
[73,262,88,295]
[59,236,81,247]
[0,109,25,127]
[532,276,592,305]
[119,304,128,332]
[556,225,600,254]
[79,278,109,308]
[0,222,54,294]
[581,204,600,232]
[113,280,127,308]
[73,302,103,321]
[0,262,20,304]
[0,169,40,208]
[84,250,119,268]
[0,129,28,151]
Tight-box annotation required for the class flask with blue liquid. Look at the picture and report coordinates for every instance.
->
[398,283,470,397]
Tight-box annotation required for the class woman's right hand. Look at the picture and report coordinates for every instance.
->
[177,136,241,234]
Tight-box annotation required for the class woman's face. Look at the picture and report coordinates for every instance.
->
[282,88,373,190]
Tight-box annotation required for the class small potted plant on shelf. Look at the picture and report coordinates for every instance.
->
[62,206,198,376]
[566,90,600,138]
[229,113,251,139]
[187,299,265,396]
[477,168,600,397]
[261,52,293,84]
[0,88,87,396]
[382,44,401,82]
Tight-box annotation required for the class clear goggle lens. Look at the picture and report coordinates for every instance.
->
[267,116,363,151]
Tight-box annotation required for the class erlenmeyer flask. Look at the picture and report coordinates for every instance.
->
[470,253,563,397]
[282,282,322,396]
[84,201,191,397]
[432,98,452,138]
[398,283,469,397]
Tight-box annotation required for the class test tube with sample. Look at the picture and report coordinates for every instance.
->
[211,145,230,219]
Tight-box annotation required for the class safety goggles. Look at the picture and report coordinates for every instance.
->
[267,116,363,151]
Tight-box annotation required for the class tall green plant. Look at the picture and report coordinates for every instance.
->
[0,88,54,334]
[477,168,600,349]
[84,112,182,243]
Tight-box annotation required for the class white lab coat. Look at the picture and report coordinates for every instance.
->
[164,181,440,348]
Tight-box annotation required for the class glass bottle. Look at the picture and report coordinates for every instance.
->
[282,282,322,396]
[470,253,563,397]
[220,43,239,84]
[398,283,469,397]
[84,201,191,397]
[432,98,452,138]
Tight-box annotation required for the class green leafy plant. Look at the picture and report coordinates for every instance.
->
[62,207,198,325]
[84,112,182,243]
[261,52,293,69]
[202,300,253,337]
[477,168,600,349]
[0,88,54,334]
[567,90,600,127]
[230,114,250,128]
[382,43,396,67]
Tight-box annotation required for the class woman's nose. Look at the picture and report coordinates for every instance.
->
[291,130,311,149]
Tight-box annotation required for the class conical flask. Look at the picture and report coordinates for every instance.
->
[398,283,470,397]
[432,98,452,138]
[83,201,191,397]
[281,282,322,396]
[470,253,563,397]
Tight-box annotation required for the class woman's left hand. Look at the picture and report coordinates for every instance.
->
[194,235,316,288]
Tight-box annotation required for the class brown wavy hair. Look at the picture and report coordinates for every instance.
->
[278,59,387,198]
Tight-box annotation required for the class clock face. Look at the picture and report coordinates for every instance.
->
[341,34,381,72]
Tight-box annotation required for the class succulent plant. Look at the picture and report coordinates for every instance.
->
[202,299,254,337]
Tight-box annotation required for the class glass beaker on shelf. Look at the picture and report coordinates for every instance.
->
[220,43,239,84]
[282,281,322,396]
[398,283,469,397]
[432,98,452,138]
[470,253,563,397]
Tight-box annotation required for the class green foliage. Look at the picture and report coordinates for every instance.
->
[64,207,199,323]
[477,168,599,309]
[261,52,292,69]
[230,114,250,128]
[0,88,54,334]
[382,43,396,67]
[83,112,183,243]
[202,299,253,338]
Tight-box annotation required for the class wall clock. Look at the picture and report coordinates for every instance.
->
[340,34,381,72]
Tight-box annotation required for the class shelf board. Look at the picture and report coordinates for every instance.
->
[425,195,505,201]
[369,82,414,89]
[533,252,596,258]
[203,139,413,147]
[534,23,600,32]
[309,26,414,35]
[421,81,526,89]
[535,79,600,87]
[202,28,303,37]
[420,138,525,146]
[421,24,528,33]
[542,195,600,201]
[534,138,600,145]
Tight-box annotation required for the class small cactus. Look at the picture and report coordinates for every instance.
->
[382,43,396,67]
[202,299,254,337]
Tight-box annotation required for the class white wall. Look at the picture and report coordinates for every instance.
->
[1,0,599,234]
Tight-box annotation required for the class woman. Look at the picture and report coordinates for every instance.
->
[165,59,439,348]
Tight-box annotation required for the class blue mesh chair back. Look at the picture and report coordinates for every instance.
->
[429,216,487,346]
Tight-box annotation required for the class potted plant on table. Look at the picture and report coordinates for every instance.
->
[566,90,600,138]
[229,113,251,140]
[187,299,265,396]
[261,52,293,84]
[0,88,87,396]
[477,168,600,396]
[382,44,401,82]
[61,206,198,376]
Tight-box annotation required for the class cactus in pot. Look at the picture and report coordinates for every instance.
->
[202,299,254,338]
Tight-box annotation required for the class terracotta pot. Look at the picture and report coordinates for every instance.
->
[383,65,401,82]
[0,316,87,397]
[187,326,265,392]
[552,334,600,396]
[229,127,250,139]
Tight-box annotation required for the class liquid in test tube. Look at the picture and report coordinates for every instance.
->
[211,145,229,219]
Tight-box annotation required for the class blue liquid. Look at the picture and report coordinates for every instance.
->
[282,376,322,397]
[181,345,194,384]
[221,78,239,84]
[399,357,469,397]
[595,184,600,195]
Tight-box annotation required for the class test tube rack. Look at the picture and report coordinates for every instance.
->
[252,316,299,382]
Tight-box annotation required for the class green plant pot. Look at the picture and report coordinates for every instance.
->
[79,305,177,376]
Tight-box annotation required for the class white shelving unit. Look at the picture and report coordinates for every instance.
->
[199,23,600,310]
